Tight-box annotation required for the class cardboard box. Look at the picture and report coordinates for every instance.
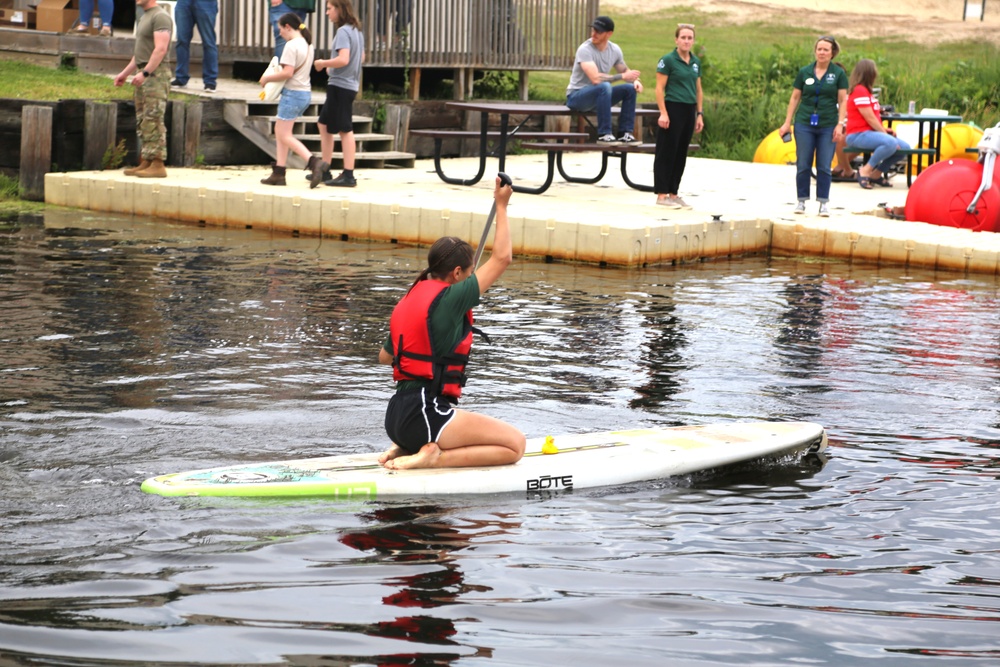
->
[36,0,78,33]
[0,8,36,27]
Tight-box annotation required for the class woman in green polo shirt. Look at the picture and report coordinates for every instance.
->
[778,36,848,217]
[654,23,703,209]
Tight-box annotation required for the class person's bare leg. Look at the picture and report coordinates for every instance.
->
[274,119,293,167]
[386,410,525,470]
[834,139,856,177]
[319,124,335,165]
[341,131,356,171]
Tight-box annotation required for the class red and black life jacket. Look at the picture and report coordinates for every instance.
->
[390,279,478,399]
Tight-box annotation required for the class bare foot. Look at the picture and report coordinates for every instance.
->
[385,442,442,470]
[378,443,406,467]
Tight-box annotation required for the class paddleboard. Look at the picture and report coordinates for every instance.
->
[259,57,284,102]
[141,421,827,499]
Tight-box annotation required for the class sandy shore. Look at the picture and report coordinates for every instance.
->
[601,0,1000,45]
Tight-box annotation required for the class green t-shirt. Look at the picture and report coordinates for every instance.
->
[656,49,701,105]
[134,5,173,66]
[792,62,848,128]
[383,275,481,391]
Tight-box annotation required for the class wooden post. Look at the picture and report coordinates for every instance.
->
[20,105,53,202]
[169,100,185,167]
[408,67,421,101]
[519,70,529,101]
[83,100,118,171]
[460,105,482,157]
[384,103,411,152]
[544,115,570,134]
[183,102,202,166]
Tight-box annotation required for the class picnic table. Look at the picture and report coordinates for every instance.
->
[416,101,661,194]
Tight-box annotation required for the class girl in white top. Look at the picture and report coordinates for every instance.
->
[259,14,326,187]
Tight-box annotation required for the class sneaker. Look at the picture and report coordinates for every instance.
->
[618,132,641,146]
[794,201,806,215]
[818,202,830,217]
[326,172,357,187]
[204,83,216,93]
[672,196,692,210]
[170,79,187,88]
[596,134,619,145]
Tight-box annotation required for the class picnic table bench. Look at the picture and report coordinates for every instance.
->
[516,141,700,194]
[843,145,937,187]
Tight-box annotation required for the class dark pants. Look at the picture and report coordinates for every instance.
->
[654,101,697,195]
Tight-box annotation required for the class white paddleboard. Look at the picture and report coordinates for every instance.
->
[259,57,284,102]
[141,421,827,499]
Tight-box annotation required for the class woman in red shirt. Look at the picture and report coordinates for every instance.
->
[844,59,911,189]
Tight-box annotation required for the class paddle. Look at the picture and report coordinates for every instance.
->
[472,172,513,272]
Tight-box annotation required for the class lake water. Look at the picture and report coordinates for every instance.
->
[1,209,998,666]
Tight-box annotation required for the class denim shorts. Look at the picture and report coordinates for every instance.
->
[276,88,311,121]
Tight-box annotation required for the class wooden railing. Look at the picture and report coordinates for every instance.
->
[218,0,597,70]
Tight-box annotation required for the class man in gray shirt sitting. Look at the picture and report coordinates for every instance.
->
[566,16,644,145]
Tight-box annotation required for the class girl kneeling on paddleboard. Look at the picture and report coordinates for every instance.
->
[378,177,526,470]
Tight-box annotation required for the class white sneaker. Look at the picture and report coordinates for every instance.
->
[597,134,619,145]
[618,132,641,146]
[672,196,692,210]
[794,201,806,214]
[818,202,830,217]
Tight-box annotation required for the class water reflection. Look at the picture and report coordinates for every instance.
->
[3,210,1000,665]
[339,504,521,664]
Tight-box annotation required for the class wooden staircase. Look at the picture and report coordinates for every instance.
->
[223,100,415,170]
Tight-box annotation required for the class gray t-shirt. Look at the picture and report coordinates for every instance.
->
[566,39,625,93]
[328,24,365,92]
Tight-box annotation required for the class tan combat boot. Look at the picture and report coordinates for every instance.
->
[135,159,167,178]
[123,159,150,176]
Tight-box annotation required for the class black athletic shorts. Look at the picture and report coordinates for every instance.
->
[318,85,357,134]
[384,387,457,454]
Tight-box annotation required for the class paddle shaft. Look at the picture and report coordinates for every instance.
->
[473,172,513,271]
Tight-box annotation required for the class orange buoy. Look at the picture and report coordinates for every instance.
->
[904,159,1000,232]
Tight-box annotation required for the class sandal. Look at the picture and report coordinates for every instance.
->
[831,167,857,182]
[858,175,873,190]
[873,175,893,187]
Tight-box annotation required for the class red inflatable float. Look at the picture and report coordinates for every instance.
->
[905,158,1000,232]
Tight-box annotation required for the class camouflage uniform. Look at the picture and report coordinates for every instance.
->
[133,4,173,161]
[136,75,170,161]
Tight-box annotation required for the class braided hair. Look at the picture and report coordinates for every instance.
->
[409,236,474,291]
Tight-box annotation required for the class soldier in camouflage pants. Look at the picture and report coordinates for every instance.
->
[115,0,173,177]
[135,76,169,161]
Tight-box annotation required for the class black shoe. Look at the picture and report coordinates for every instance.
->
[326,173,357,187]
[204,83,216,92]
[170,79,187,88]
[308,169,333,182]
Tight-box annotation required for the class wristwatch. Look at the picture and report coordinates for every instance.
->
[696,111,703,116]
[141,69,151,77]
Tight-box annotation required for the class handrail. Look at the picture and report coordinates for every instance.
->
[218,0,598,69]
